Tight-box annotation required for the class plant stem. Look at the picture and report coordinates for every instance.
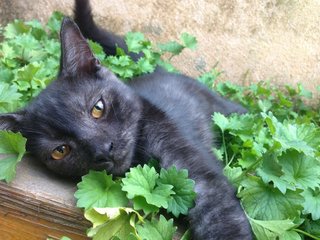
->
[227,153,236,166]
[293,228,320,240]
[221,131,228,165]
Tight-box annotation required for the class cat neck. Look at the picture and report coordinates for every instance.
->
[131,97,171,165]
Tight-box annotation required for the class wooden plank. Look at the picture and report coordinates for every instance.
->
[0,156,90,239]
[0,205,88,240]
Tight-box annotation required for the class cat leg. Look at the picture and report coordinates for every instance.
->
[141,115,252,239]
[188,173,252,239]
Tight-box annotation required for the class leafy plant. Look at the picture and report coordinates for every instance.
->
[209,78,320,239]
[74,166,195,240]
[0,131,26,182]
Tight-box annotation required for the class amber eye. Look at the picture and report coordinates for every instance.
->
[91,100,104,119]
[51,145,71,160]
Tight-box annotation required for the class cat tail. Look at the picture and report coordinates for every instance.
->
[74,0,141,60]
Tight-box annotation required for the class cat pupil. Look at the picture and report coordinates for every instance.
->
[95,105,102,110]
[57,146,65,153]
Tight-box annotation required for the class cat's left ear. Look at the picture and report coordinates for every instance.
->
[59,17,101,77]
[0,111,25,132]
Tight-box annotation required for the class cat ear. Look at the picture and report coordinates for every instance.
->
[59,17,101,77]
[0,111,25,132]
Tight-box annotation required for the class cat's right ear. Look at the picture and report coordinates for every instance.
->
[58,17,101,77]
[0,112,25,132]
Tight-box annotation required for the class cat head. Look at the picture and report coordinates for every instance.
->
[0,18,142,177]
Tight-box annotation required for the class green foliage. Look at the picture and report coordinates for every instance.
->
[75,167,195,239]
[74,170,128,210]
[0,13,61,108]
[122,165,174,210]
[136,215,177,240]
[211,79,320,239]
[0,131,26,182]
[197,63,222,88]
[249,218,300,240]
[85,207,143,240]
[157,32,197,56]
[158,167,196,217]
[101,31,198,78]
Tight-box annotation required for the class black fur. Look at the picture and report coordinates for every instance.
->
[0,1,252,239]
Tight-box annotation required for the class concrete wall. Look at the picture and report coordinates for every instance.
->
[1,0,319,92]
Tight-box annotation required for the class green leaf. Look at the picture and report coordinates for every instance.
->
[136,58,155,74]
[132,196,159,215]
[0,42,16,59]
[85,207,143,240]
[46,11,64,35]
[278,151,320,191]
[212,147,224,161]
[262,113,315,156]
[105,55,136,79]
[256,153,294,194]
[180,33,197,50]
[3,20,30,39]
[88,40,106,61]
[297,83,312,99]
[0,131,27,182]
[158,166,196,217]
[0,83,22,112]
[122,165,174,209]
[125,32,149,53]
[239,176,304,220]
[26,20,47,40]
[302,188,320,220]
[249,217,299,240]
[136,215,177,240]
[224,165,244,186]
[197,67,221,88]
[75,170,128,210]
[258,99,272,112]
[212,112,229,132]
[157,41,184,55]
[279,231,301,240]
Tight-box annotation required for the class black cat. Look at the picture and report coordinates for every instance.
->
[0,0,252,239]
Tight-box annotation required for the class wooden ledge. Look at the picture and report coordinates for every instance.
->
[0,156,90,240]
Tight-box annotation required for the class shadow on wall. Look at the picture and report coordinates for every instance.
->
[0,0,319,92]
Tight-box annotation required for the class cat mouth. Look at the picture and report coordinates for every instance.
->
[91,158,114,172]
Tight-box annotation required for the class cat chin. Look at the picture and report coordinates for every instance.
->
[89,154,133,176]
[110,155,134,176]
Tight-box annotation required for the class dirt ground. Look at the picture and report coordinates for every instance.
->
[1,0,319,94]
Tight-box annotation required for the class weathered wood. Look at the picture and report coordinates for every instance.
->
[0,156,90,239]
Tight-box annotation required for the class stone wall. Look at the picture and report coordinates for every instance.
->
[1,0,319,92]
